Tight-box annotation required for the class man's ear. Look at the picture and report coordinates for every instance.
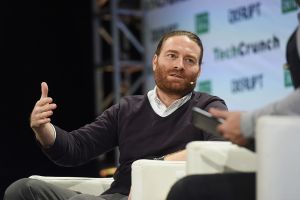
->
[152,54,158,71]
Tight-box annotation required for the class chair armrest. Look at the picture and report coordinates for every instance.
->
[256,116,300,200]
[131,159,186,200]
[186,141,256,175]
[29,175,113,196]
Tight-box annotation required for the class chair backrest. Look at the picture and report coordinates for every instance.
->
[131,159,186,200]
[256,116,300,200]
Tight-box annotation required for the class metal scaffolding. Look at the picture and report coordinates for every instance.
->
[91,0,146,170]
[92,0,146,115]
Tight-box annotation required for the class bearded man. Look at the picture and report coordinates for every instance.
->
[4,30,227,200]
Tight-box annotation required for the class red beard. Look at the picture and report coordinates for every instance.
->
[154,64,197,97]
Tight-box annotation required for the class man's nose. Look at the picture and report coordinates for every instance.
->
[174,57,184,70]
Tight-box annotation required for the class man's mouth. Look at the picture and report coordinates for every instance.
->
[169,73,184,79]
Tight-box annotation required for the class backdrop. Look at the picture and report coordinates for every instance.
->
[143,0,298,110]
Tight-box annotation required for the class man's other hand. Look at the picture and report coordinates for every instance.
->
[209,108,247,146]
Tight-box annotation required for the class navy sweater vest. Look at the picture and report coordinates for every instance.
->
[44,91,227,195]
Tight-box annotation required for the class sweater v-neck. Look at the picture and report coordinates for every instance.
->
[145,92,195,119]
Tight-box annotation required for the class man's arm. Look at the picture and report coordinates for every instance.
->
[241,88,300,138]
[163,149,187,161]
[209,88,300,145]
[30,82,57,147]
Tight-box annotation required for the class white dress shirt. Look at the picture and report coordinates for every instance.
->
[147,86,192,117]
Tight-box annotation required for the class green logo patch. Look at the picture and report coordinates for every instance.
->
[284,68,293,87]
[198,80,212,94]
[196,12,209,34]
[282,0,298,14]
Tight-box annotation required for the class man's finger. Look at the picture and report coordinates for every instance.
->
[40,82,48,99]
[209,108,228,119]
[216,124,225,135]
[35,97,53,107]
[34,103,57,115]
[30,118,51,128]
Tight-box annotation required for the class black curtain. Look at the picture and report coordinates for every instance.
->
[1,0,97,198]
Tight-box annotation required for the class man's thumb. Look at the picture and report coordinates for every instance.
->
[40,82,48,99]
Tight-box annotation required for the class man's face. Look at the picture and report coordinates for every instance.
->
[153,35,201,96]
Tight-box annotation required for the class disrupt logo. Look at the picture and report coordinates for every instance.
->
[228,2,261,24]
[281,0,298,14]
[195,12,209,34]
[151,24,178,42]
[214,36,280,61]
[144,0,188,11]
[231,74,263,94]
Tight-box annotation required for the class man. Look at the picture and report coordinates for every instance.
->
[4,30,227,200]
[166,8,300,200]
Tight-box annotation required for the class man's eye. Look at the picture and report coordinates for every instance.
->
[185,58,196,64]
[167,54,177,58]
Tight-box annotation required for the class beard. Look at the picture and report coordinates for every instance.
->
[154,63,197,97]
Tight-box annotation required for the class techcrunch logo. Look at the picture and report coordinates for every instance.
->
[144,0,188,11]
[214,35,280,61]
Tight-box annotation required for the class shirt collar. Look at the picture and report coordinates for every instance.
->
[152,86,192,108]
[147,86,192,117]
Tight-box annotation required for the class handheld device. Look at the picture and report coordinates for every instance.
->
[192,107,224,136]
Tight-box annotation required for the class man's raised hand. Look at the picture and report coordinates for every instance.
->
[30,82,57,129]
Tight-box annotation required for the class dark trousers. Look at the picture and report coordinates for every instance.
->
[4,178,128,200]
[167,172,255,200]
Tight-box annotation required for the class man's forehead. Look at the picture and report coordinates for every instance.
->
[163,35,195,44]
[162,36,201,55]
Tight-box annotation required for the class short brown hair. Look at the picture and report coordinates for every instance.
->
[155,30,204,65]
